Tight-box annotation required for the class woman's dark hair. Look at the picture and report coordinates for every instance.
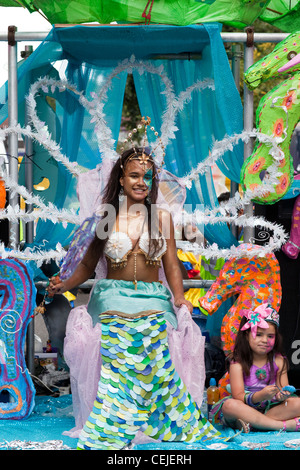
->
[230,316,288,386]
[90,147,163,259]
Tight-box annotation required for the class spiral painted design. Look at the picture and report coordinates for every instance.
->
[0,310,23,335]
[0,258,36,419]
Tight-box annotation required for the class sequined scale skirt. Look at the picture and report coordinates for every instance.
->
[77,312,219,450]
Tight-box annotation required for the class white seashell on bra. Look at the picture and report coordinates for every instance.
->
[104,231,132,263]
[104,231,167,263]
[139,232,167,261]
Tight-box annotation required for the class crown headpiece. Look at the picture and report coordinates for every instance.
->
[120,116,165,172]
[265,309,280,327]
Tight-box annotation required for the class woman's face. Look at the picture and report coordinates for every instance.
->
[120,159,153,204]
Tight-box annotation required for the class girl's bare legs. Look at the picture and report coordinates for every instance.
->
[222,398,300,431]
[266,396,300,422]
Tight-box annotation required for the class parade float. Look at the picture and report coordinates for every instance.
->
[0,0,298,450]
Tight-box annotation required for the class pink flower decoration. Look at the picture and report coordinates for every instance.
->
[273,118,284,137]
[241,303,273,338]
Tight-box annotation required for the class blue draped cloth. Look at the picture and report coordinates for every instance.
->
[87,279,178,329]
[0,23,243,251]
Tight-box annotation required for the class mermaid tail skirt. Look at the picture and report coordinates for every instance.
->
[77,312,218,450]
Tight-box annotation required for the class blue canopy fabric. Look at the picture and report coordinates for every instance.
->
[133,23,243,246]
[0,24,244,252]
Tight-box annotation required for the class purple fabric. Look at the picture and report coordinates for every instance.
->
[244,360,279,393]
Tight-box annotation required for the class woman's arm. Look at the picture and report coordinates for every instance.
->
[161,211,193,313]
[47,237,102,295]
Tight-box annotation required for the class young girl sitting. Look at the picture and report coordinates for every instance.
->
[213,303,300,433]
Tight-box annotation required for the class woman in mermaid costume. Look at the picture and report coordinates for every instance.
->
[48,123,219,449]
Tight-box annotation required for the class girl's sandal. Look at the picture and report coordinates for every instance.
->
[236,418,251,433]
[295,418,300,431]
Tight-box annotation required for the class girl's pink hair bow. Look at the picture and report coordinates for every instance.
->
[241,303,274,338]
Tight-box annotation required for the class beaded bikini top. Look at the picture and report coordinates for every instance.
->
[104,231,167,269]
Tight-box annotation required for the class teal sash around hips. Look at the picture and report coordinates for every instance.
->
[87,279,178,329]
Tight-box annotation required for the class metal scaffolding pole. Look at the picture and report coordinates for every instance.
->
[230,42,242,240]
[24,44,35,245]
[24,44,35,375]
[0,30,289,44]
[34,279,214,290]
[7,25,19,249]
[242,27,255,243]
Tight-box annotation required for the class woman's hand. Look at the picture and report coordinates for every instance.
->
[47,275,67,296]
[174,296,193,314]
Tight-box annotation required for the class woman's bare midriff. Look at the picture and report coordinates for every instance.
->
[106,252,160,283]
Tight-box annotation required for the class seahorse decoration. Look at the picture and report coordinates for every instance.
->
[279,47,300,258]
[198,244,282,357]
[241,31,300,204]
[0,258,36,419]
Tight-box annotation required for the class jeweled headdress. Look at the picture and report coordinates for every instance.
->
[120,116,165,173]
